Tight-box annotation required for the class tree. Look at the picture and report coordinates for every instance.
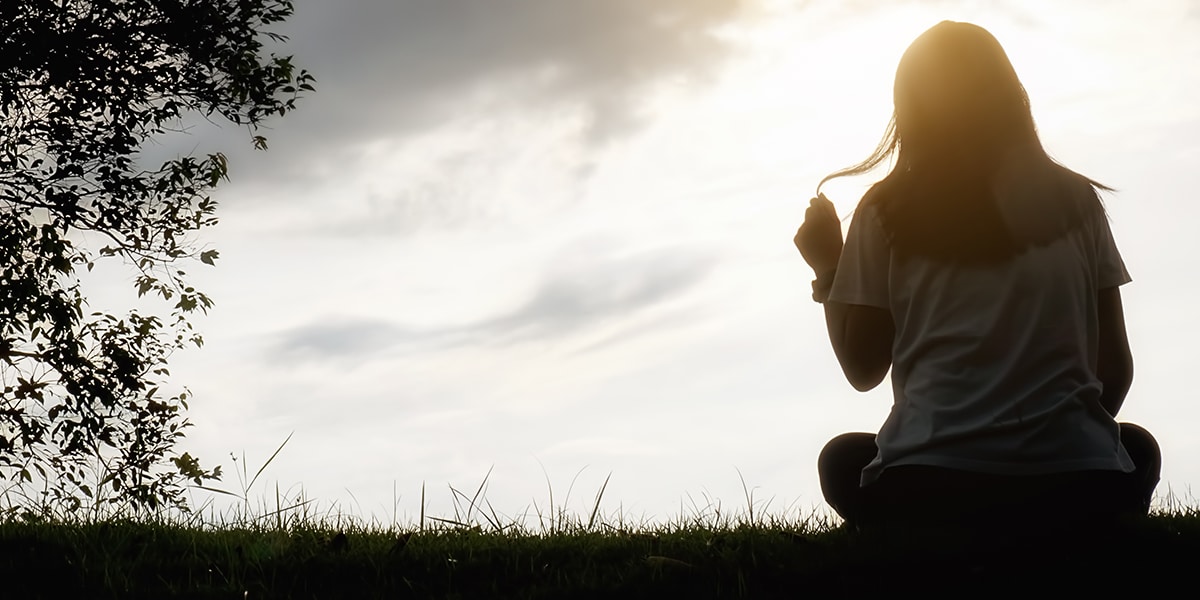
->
[0,0,313,514]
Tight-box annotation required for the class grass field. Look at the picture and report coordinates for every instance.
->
[2,440,1196,598]
[1,483,1197,599]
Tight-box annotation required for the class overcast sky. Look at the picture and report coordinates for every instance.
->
[93,0,1200,527]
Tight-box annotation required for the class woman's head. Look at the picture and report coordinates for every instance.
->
[892,21,1037,167]
[818,21,1040,189]
[819,21,1108,264]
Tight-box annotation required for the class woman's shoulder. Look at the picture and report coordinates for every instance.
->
[991,157,1106,244]
[845,183,891,243]
[854,180,895,218]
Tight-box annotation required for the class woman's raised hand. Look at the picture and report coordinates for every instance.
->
[794,194,843,275]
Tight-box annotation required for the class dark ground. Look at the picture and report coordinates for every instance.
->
[0,513,1196,598]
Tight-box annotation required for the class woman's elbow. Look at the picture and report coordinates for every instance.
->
[842,362,889,392]
[848,377,881,393]
[826,303,894,392]
[1099,344,1134,394]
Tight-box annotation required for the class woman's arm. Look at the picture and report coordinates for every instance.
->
[1096,285,1133,416]
[796,195,895,391]
[824,301,894,391]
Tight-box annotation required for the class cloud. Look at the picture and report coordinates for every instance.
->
[279,0,747,144]
[270,317,413,362]
[289,119,592,238]
[266,243,719,363]
[473,247,716,343]
[147,0,751,192]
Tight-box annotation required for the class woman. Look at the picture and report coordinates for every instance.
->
[794,21,1160,531]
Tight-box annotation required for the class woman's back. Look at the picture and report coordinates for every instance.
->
[830,177,1136,484]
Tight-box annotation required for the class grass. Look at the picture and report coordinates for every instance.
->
[2,439,1198,598]
[3,499,1198,599]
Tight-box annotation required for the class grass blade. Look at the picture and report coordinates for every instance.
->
[248,431,294,492]
[466,465,493,525]
[587,472,612,530]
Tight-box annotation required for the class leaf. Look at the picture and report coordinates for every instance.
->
[0,0,307,513]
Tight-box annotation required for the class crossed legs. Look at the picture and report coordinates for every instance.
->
[818,422,1162,529]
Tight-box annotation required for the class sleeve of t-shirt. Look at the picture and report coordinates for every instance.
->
[827,200,891,309]
[1094,211,1132,289]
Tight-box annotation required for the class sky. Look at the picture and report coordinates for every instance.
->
[84,0,1200,527]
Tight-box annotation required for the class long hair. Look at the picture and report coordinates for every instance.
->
[818,21,1110,264]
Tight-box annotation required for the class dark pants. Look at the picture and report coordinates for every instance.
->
[817,422,1161,530]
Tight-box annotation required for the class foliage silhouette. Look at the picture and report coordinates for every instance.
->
[0,0,312,514]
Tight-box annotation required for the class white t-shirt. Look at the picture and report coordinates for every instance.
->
[828,194,1137,487]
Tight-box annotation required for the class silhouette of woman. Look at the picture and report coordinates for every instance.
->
[794,21,1160,531]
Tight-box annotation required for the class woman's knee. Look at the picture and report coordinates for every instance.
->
[1117,421,1161,513]
[1118,422,1162,467]
[818,432,876,472]
[1118,421,1157,445]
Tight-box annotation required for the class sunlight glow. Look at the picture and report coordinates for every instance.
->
[652,2,1122,215]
